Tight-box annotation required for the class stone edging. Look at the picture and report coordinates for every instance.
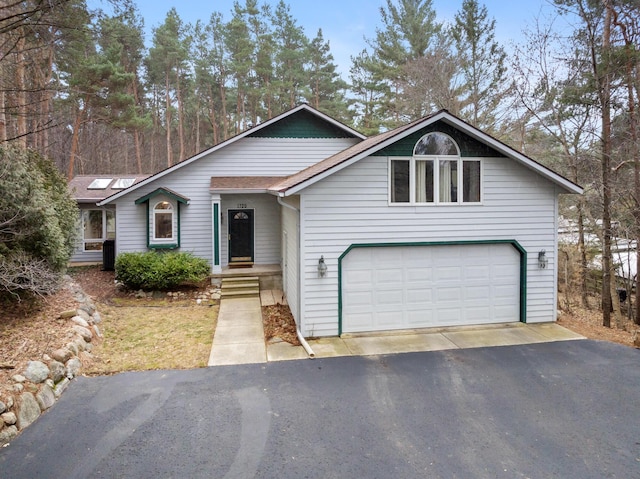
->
[0,276,101,446]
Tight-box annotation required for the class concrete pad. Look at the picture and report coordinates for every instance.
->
[306,338,353,358]
[212,323,264,344]
[267,342,308,361]
[527,323,586,341]
[218,297,262,313]
[208,343,266,366]
[442,325,548,349]
[260,290,288,306]
[216,308,263,326]
[343,333,459,356]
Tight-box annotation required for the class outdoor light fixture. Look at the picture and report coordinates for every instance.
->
[538,250,548,269]
[318,256,327,277]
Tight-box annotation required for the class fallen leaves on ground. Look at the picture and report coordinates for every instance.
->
[262,304,300,346]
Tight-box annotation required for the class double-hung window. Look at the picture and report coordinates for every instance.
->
[153,201,174,241]
[390,132,481,204]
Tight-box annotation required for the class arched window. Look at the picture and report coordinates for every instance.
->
[153,201,174,240]
[390,132,481,204]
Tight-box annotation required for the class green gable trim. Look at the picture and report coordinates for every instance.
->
[372,120,503,158]
[337,239,527,336]
[135,187,190,205]
[248,109,356,139]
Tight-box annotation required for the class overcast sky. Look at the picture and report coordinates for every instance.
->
[90,0,558,78]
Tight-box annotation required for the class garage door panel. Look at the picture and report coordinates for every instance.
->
[376,268,403,285]
[436,286,462,301]
[465,285,491,300]
[377,290,404,307]
[407,288,433,303]
[406,267,433,282]
[342,244,521,333]
[343,291,373,309]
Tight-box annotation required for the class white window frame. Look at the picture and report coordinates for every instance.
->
[388,133,482,205]
[81,209,115,251]
[152,200,175,243]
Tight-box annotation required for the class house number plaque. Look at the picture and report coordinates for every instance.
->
[237,203,247,208]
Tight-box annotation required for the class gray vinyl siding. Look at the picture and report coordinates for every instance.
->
[280,196,300,322]
[198,137,359,176]
[112,137,354,266]
[299,155,561,337]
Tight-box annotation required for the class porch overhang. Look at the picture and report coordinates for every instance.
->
[210,176,286,195]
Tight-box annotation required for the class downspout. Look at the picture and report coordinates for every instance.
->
[277,195,315,359]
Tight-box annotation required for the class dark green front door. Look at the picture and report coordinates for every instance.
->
[228,209,254,263]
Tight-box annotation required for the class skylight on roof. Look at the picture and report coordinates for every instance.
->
[112,178,135,189]
[87,178,113,189]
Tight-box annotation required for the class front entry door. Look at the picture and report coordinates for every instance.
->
[228,209,254,263]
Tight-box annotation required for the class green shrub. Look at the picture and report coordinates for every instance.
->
[0,145,79,300]
[115,251,211,290]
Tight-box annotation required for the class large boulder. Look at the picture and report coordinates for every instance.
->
[23,361,50,384]
[16,393,40,430]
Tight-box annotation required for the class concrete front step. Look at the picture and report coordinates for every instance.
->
[221,276,260,298]
[221,289,260,298]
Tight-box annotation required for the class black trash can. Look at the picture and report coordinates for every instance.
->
[102,239,115,271]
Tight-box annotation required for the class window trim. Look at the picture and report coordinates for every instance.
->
[135,188,189,250]
[152,201,175,243]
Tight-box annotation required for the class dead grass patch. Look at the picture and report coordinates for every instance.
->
[83,303,218,374]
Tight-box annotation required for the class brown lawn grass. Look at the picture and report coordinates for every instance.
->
[83,302,218,374]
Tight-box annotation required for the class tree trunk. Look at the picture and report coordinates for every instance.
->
[68,104,85,180]
[15,36,27,147]
[176,68,185,161]
[577,203,589,309]
[0,89,6,142]
[165,70,172,167]
[601,5,613,328]
[208,84,218,145]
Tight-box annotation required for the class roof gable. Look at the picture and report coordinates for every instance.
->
[372,120,503,158]
[248,109,358,139]
[134,187,190,205]
[271,110,583,196]
[98,104,365,206]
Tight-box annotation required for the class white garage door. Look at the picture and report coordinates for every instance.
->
[342,243,521,333]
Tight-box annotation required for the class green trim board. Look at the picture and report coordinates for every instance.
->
[213,203,220,265]
[337,239,527,336]
[135,187,190,205]
[371,120,503,158]
[248,109,357,139]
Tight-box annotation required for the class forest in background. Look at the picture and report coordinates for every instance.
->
[2,0,640,327]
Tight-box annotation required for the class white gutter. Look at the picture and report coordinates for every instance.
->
[277,195,315,359]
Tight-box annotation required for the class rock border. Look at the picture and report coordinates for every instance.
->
[0,276,101,446]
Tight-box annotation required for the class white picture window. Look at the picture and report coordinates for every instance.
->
[82,209,115,251]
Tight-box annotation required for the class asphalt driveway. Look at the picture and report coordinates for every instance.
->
[1,340,639,478]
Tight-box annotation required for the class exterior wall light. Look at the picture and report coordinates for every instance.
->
[318,256,327,277]
[538,250,548,269]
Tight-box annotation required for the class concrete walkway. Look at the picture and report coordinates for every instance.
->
[208,291,585,366]
[208,296,266,366]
